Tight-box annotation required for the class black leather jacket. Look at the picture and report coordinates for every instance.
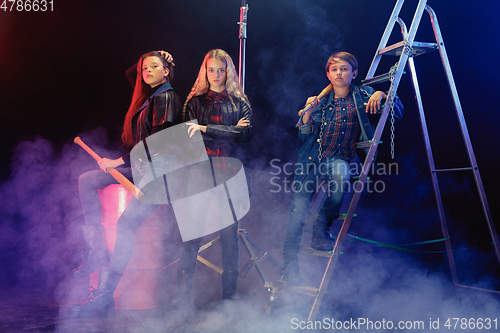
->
[122,82,182,166]
[185,90,252,159]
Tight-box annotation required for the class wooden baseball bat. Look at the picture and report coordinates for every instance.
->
[298,84,333,117]
[74,137,144,200]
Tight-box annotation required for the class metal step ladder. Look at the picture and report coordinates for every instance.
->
[277,0,499,321]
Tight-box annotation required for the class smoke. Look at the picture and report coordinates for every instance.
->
[0,127,120,291]
[247,0,344,165]
[50,227,500,332]
[1,1,499,331]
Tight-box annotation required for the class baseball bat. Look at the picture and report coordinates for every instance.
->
[74,137,144,200]
[298,84,333,117]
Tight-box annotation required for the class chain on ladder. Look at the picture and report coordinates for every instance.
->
[388,62,399,159]
[317,104,328,162]
[387,38,412,159]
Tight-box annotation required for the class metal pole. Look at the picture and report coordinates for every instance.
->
[238,0,248,92]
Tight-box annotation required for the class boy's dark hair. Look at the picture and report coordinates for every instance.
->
[325,51,358,72]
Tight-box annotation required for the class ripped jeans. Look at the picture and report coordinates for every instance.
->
[282,154,350,265]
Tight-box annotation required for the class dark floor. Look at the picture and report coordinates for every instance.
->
[0,284,314,333]
[0,290,175,333]
[3,242,500,333]
[4,283,500,333]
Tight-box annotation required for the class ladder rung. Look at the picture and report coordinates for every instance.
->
[337,213,358,219]
[299,247,335,258]
[290,285,319,297]
[456,284,500,295]
[362,72,407,86]
[355,140,382,149]
[350,176,370,183]
[379,41,438,57]
[433,167,473,173]
[356,140,372,149]
[276,280,320,297]
[362,72,392,86]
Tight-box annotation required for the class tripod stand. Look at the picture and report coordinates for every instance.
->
[196,218,281,288]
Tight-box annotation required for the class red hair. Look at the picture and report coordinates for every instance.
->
[121,51,173,147]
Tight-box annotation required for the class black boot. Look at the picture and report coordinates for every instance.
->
[222,270,239,300]
[73,225,110,279]
[68,267,122,318]
[176,268,194,307]
[281,261,305,286]
[167,267,195,321]
[174,238,201,312]
[311,220,333,251]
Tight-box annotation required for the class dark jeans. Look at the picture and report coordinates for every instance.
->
[178,221,239,299]
[78,168,161,275]
[283,155,350,265]
[179,222,239,275]
[78,168,133,228]
[178,156,240,294]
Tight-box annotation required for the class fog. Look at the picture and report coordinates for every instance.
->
[1,0,499,332]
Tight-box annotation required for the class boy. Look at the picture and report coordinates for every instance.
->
[282,51,403,285]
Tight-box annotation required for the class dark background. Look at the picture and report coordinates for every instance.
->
[0,0,499,306]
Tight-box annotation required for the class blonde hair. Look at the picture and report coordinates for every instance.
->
[183,49,250,120]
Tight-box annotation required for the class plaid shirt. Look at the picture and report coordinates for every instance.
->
[320,91,360,161]
[204,89,229,156]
